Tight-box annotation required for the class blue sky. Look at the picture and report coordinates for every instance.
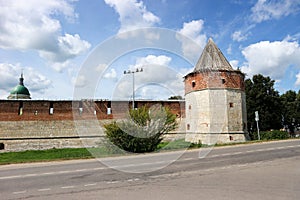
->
[0,0,300,100]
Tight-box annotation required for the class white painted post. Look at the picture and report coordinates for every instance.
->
[255,111,260,140]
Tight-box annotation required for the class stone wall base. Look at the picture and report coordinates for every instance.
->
[0,133,187,152]
[185,132,249,145]
[0,137,104,152]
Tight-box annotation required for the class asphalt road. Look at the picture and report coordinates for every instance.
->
[0,139,300,200]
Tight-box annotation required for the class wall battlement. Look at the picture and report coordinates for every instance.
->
[0,100,185,121]
[0,100,185,151]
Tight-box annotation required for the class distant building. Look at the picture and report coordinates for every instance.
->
[7,73,31,99]
[184,38,249,144]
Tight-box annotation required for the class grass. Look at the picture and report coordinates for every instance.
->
[0,140,196,165]
[0,148,96,165]
[158,139,202,150]
[0,138,296,165]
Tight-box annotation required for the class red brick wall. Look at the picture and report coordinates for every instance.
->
[184,70,245,95]
[0,100,185,121]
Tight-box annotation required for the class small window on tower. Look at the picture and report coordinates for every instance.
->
[192,81,196,88]
[229,102,234,108]
[187,124,190,130]
[189,105,191,110]
[221,78,226,84]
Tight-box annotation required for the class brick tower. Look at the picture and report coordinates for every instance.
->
[184,38,248,145]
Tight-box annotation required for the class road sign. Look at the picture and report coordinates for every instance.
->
[255,111,259,121]
[255,111,260,140]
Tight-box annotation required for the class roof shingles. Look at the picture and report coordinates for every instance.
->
[194,38,234,72]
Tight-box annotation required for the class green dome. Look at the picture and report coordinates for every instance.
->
[7,73,31,99]
[10,85,30,95]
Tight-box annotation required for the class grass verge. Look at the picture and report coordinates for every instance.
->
[158,139,202,150]
[0,148,95,165]
[0,138,296,165]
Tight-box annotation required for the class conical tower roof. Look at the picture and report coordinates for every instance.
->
[194,38,234,72]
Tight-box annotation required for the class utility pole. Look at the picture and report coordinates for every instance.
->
[124,68,143,109]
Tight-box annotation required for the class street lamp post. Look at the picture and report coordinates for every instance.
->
[124,68,143,109]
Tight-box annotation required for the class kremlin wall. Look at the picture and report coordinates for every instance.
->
[0,38,249,152]
[0,99,185,152]
[0,67,185,152]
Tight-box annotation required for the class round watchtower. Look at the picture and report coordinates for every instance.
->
[184,38,248,145]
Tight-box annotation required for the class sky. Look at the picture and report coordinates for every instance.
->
[0,0,300,100]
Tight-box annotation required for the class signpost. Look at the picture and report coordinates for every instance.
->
[255,111,260,140]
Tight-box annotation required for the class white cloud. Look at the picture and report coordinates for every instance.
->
[178,20,206,42]
[232,31,248,42]
[176,20,207,62]
[227,44,232,55]
[241,40,300,82]
[132,55,173,84]
[251,0,300,23]
[284,33,300,42]
[0,0,90,69]
[0,63,52,99]
[104,0,160,33]
[229,60,239,70]
[296,72,300,86]
[113,55,185,100]
[58,34,91,58]
[72,75,87,88]
[136,55,171,66]
[104,68,117,79]
[39,34,91,63]
[51,60,74,72]
[95,64,108,72]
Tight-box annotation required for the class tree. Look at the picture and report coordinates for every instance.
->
[280,90,300,133]
[104,105,177,153]
[168,95,183,100]
[245,74,282,135]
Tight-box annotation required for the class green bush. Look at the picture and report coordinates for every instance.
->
[250,130,289,140]
[104,105,178,153]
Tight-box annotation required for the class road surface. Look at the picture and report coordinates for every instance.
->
[0,139,299,200]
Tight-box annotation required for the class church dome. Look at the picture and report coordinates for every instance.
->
[10,85,30,96]
[7,73,31,99]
